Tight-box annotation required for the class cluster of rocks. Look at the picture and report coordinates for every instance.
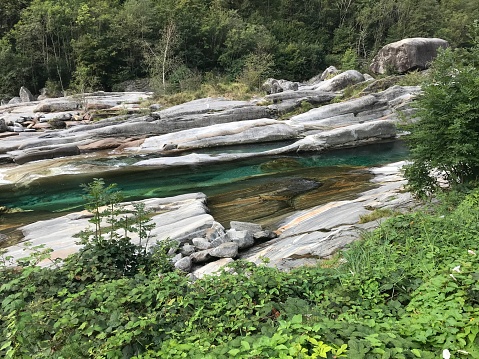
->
[171,220,276,277]
[264,37,448,97]
[0,91,153,135]
[262,78,299,94]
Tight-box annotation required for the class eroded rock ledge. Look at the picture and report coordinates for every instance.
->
[0,80,419,175]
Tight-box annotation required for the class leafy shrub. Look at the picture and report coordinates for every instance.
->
[396,70,427,86]
[70,178,173,282]
[340,48,358,71]
[405,45,479,196]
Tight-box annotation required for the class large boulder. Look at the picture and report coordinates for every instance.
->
[19,86,35,102]
[370,37,449,74]
[314,70,365,92]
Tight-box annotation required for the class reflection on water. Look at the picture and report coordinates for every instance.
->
[0,141,408,235]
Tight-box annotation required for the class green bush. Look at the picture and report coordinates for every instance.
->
[404,45,479,197]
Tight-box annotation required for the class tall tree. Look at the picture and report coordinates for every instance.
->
[0,0,32,38]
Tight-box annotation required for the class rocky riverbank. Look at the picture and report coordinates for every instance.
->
[3,160,415,277]
[0,83,418,185]
[0,50,426,274]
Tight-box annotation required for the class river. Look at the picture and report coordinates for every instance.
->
[0,140,408,244]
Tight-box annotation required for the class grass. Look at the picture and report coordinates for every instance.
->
[278,100,314,120]
[331,81,371,103]
[152,79,261,108]
[359,207,397,223]
[396,70,428,86]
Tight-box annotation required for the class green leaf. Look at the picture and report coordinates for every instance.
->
[291,314,302,324]
[0,341,12,351]
[241,341,251,351]
[228,348,241,356]
[411,349,422,357]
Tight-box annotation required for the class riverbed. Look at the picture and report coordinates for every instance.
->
[0,140,408,245]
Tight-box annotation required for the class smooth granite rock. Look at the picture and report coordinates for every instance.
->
[152,105,271,134]
[12,145,81,165]
[3,193,214,266]
[370,37,449,74]
[192,238,212,250]
[293,120,397,152]
[209,242,239,258]
[180,244,196,256]
[190,250,212,264]
[138,118,298,153]
[153,98,250,119]
[313,70,365,92]
[240,161,417,270]
[230,221,262,234]
[227,230,254,249]
[174,256,192,272]
[192,258,234,279]
[20,87,35,102]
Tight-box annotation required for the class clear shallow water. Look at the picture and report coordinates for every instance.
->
[0,140,408,235]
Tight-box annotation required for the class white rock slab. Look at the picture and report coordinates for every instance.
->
[156,98,250,119]
[138,118,298,152]
[3,193,218,266]
[192,258,234,279]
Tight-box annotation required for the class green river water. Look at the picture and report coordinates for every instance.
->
[0,141,408,240]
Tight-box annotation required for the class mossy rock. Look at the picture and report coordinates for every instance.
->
[360,75,402,94]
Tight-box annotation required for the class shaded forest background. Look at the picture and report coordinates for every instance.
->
[1,0,478,97]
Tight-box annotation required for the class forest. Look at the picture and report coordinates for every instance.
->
[1,0,479,98]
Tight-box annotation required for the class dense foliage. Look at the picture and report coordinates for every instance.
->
[1,0,479,97]
[404,36,479,196]
[2,182,479,357]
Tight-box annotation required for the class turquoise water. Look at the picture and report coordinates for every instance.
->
[0,141,408,231]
